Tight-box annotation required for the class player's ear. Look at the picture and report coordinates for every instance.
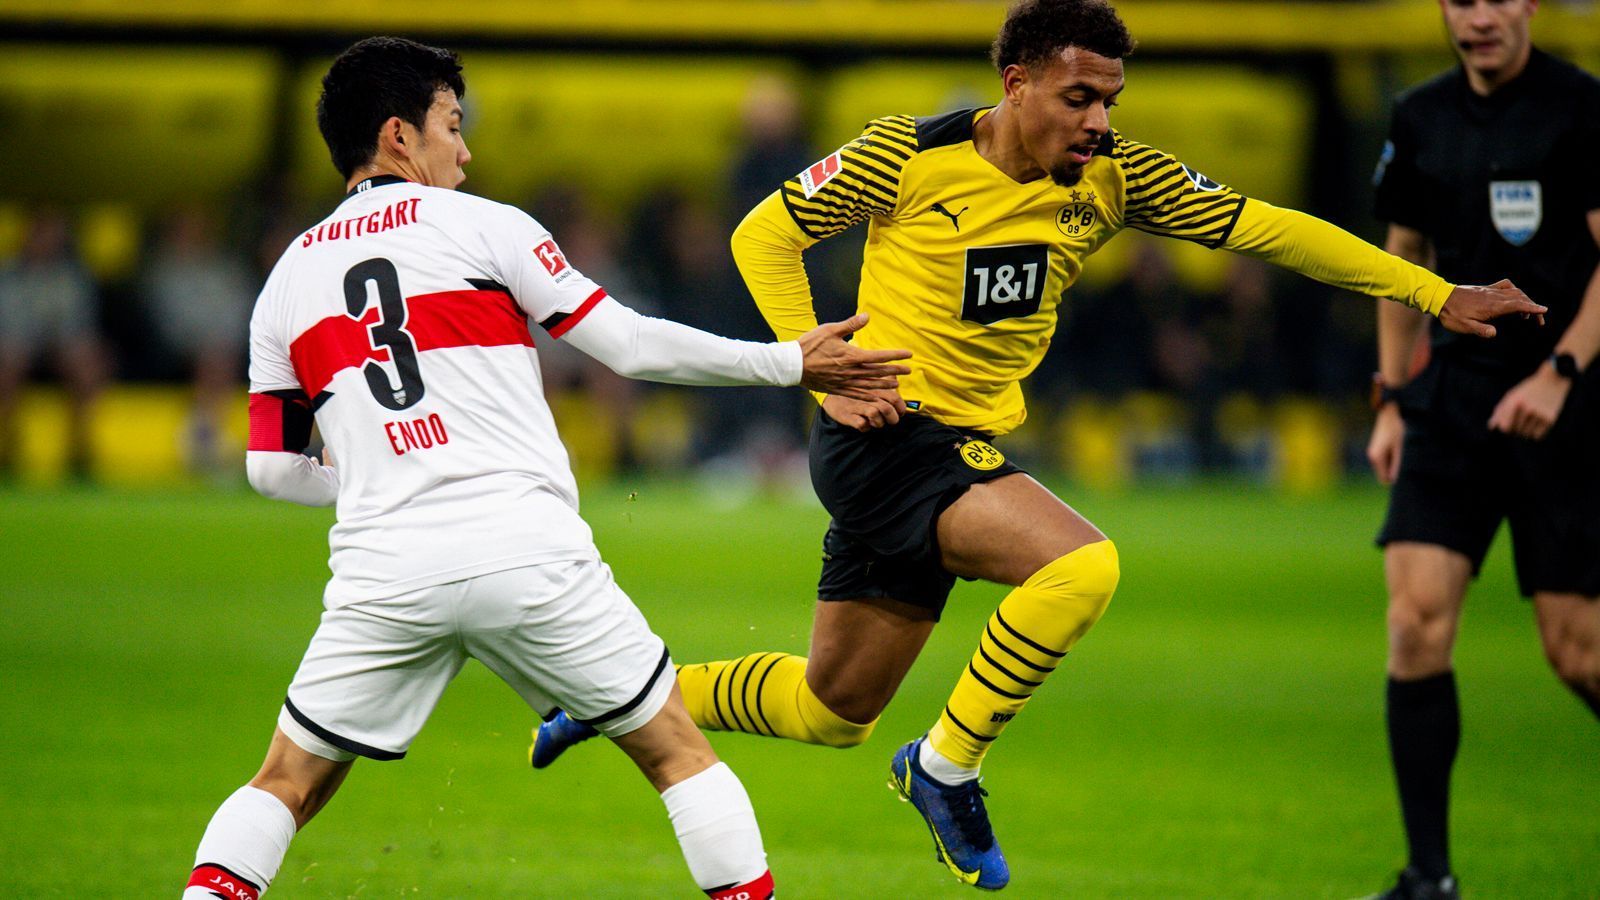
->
[1001,63,1030,107]
[377,116,409,159]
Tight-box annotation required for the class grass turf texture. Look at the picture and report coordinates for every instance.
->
[0,481,1593,898]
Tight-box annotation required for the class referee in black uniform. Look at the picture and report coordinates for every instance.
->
[1365,2,1600,898]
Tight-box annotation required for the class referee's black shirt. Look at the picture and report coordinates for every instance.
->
[1374,47,1600,375]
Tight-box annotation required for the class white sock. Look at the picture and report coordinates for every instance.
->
[185,786,297,899]
[920,735,981,784]
[659,762,772,897]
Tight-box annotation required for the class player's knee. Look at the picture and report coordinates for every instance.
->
[1542,632,1600,693]
[799,678,879,748]
[1385,590,1455,662]
[818,715,876,749]
[1075,539,1121,602]
[1033,539,1120,614]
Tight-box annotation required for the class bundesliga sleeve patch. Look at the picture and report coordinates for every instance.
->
[798,152,842,199]
[533,239,572,282]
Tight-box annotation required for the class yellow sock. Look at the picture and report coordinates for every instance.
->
[928,539,1120,770]
[676,653,875,748]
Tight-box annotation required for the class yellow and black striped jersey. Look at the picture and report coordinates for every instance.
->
[734,107,1454,435]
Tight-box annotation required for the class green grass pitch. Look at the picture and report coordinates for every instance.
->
[1,480,1594,898]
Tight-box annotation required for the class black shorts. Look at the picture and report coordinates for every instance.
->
[809,411,1025,617]
[1378,357,1600,597]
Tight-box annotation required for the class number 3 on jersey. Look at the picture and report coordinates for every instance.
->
[344,257,425,410]
[961,244,1047,325]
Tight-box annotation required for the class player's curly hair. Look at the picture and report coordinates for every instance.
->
[317,36,467,179]
[991,0,1136,72]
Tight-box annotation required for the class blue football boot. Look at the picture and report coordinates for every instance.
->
[888,737,1010,890]
[528,709,599,770]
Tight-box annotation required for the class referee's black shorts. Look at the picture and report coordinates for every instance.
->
[809,410,1024,618]
[1378,357,1600,597]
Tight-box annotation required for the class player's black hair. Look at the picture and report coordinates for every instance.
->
[991,0,1136,72]
[316,36,466,179]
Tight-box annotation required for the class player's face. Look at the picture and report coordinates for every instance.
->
[1441,0,1537,79]
[413,90,471,189]
[1007,47,1124,187]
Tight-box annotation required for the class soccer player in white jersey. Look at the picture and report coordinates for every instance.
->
[182,37,909,900]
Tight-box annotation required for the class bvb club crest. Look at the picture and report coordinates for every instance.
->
[1056,203,1097,238]
[959,439,1005,471]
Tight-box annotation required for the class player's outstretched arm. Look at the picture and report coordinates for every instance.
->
[1436,279,1546,338]
[796,313,912,404]
[1222,199,1546,327]
[560,297,909,396]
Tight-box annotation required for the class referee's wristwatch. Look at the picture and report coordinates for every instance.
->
[1549,351,1581,380]
[1370,372,1401,411]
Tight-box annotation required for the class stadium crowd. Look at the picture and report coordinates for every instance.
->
[0,77,1376,485]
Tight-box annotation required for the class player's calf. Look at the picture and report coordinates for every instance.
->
[677,653,877,748]
[184,786,297,900]
[662,763,775,899]
[613,702,774,898]
[928,540,1119,773]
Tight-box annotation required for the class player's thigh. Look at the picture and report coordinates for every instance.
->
[462,560,675,740]
[937,472,1106,586]
[283,585,467,762]
[805,596,937,721]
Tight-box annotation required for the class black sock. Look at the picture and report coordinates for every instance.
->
[1387,672,1458,880]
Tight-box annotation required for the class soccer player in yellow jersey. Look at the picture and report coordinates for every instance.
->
[532,0,1545,888]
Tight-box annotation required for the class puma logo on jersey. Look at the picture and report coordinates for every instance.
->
[931,201,968,231]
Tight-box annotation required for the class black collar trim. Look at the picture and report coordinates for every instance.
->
[344,174,411,201]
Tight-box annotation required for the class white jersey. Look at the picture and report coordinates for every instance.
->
[250,177,615,605]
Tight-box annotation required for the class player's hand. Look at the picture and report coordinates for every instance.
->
[1436,279,1546,338]
[320,446,336,468]
[821,392,904,431]
[1365,402,1405,485]
[796,313,912,403]
[1488,364,1570,441]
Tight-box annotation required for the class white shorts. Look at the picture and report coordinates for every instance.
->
[276,560,674,762]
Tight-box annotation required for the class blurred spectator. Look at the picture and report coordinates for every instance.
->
[728,75,814,219]
[1204,256,1285,398]
[526,185,648,473]
[1053,239,1171,396]
[141,207,253,474]
[0,210,109,480]
[636,188,808,481]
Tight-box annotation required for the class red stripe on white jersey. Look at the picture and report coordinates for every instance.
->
[407,288,535,353]
[544,288,608,339]
[705,870,774,900]
[187,864,261,900]
[289,288,535,397]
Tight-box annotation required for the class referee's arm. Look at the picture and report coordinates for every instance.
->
[1367,223,1434,484]
[1488,209,1600,440]
[1549,209,1600,377]
[1377,224,1435,395]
